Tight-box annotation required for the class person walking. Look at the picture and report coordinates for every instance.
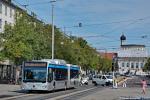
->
[141,79,147,94]
[122,78,127,87]
[113,78,118,89]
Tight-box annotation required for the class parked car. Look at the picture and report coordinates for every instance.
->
[92,75,113,86]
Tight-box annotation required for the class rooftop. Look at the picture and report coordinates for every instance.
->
[121,44,145,48]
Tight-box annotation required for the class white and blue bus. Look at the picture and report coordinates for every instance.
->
[21,59,80,91]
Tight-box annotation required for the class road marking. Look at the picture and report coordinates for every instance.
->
[1,94,34,100]
[46,87,96,100]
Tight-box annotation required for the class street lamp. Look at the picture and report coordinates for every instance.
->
[51,0,56,60]
[51,0,64,59]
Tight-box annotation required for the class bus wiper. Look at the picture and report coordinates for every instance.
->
[42,81,46,83]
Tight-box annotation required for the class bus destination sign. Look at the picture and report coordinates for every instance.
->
[24,62,47,67]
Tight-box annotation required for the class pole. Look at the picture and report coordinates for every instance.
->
[112,56,116,88]
[113,70,115,88]
[51,4,54,59]
[64,26,66,34]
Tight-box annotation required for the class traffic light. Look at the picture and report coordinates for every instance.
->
[79,23,82,27]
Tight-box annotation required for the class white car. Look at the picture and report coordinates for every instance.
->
[105,75,113,85]
[81,77,89,85]
[92,75,113,86]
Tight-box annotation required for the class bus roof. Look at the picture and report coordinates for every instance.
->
[32,59,67,65]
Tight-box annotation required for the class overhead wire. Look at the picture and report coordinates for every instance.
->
[78,17,150,46]
[13,0,150,28]
[23,0,64,6]
[12,0,49,23]
[86,18,147,37]
[12,0,150,50]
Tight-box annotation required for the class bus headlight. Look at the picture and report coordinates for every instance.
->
[42,85,47,89]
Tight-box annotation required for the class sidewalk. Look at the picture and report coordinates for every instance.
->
[79,87,150,100]
[0,84,21,96]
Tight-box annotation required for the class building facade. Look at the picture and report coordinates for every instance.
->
[99,52,117,60]
[0,0,15,33]
[0,0,43,83]
[117,44,148,75]
[0,0,16,83]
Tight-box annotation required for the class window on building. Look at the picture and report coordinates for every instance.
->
[136,63,139,68]
[122,63,124,67]
[10,8,12,18]
[140,63,144,68]
[5,6,7,16]
[127,62,129,67]
[131,63,134,68]
[0,3,2,14]
[0,19,2,29]
[5,21,7,26]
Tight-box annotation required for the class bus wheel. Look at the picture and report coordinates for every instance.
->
[28,90,33,93]
[94,82,97,86]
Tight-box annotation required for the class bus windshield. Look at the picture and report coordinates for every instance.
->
[23,68,47,82]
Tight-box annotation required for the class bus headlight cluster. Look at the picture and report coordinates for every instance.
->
[42,85,47,89]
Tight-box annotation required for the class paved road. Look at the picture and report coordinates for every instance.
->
[126,76,150,88]
[78,87,150,100]
[0,76,150,100]
[60,76,150,100]
[0,81,104,100]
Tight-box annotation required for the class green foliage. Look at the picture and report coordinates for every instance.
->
[96,57,112,73]
[143,58,150,71]
[1,12,50,65]
[0,11,112,72]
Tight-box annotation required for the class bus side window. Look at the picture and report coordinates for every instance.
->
[48,68,53,82]
[99,76,101,79]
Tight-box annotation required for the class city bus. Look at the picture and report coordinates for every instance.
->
[21,59,80,91]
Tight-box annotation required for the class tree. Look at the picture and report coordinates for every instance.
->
[1,11,104,71]
[96,57,112,73]
[0,33,4,60]
[1,12,50,65]
[143,58,150,71]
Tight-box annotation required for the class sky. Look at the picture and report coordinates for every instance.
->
[13,0,150,53]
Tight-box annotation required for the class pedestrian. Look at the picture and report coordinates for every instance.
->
[113,78,118,89]
[122,78,127,87]
[141,79,147,94]
[115,79,118,89]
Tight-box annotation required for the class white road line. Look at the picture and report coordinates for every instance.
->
[1,94,34,100]
[46,87,96,100]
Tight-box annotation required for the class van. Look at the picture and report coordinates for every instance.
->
[92,75,113,86]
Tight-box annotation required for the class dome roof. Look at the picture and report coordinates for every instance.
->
[120,34,126,40]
